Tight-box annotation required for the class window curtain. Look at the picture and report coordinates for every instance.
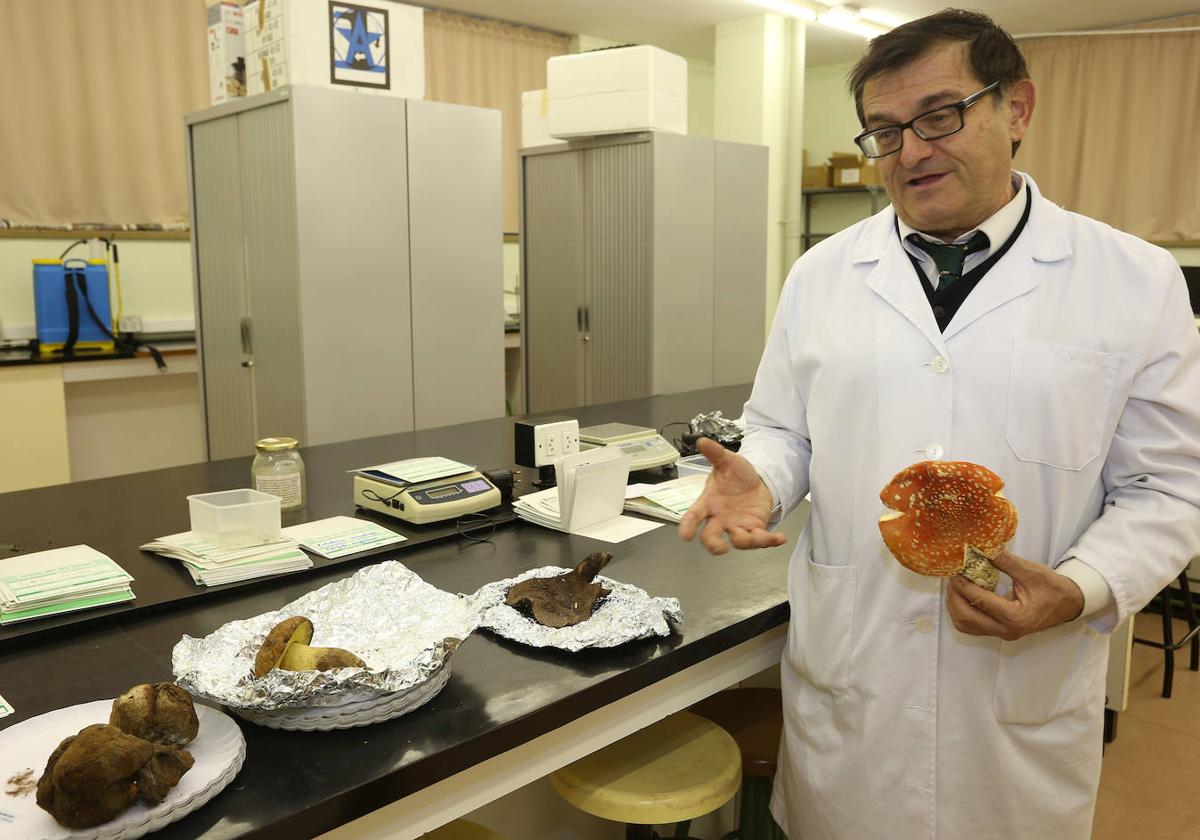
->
[0,0,209,228]
[423,10,570,233]
[1017,15,1200,243]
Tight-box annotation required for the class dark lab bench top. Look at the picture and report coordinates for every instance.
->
[0,385,803,840]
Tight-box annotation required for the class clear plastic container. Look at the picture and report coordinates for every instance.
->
[251,437,306,512]
[675,454,713,478]
[188,489,281,548]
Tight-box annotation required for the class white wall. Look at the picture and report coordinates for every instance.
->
[688,59,715,138]
[802,61,861,165]
[0,237,194,340]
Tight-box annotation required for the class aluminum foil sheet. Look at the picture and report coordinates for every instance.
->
[471,566,681,652]
[172,561,478,711]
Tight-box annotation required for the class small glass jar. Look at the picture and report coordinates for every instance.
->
[251,437,306,512]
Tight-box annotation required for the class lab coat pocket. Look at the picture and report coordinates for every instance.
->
[1006,340,1119,470]
[994,620,1103,724]
[785,552,858,695]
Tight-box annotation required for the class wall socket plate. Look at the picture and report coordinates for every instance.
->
[118,315,143,334]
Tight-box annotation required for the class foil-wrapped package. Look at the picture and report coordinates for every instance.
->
[691,410,744,448]
[173,561,477,711]
[472,566,681,652]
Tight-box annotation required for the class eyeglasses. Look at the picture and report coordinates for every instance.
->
[854,81,1001,159]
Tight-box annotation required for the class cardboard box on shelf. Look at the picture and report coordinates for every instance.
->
[547,45,688,138]
[207,2,245,105]
[242,0,424,99]
[832,159,882,188]
[803,165,832,188]
[827,153,882,188]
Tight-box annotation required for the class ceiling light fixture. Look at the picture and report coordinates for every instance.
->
[818,6,889,38]
[745,0,819,21]
[858,7,910,29]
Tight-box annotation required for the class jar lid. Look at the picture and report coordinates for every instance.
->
[255,436,299,452]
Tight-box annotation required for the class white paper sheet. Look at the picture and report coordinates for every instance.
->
[0,692,11,719]
[571,515,664,543]
[283,516,407,558]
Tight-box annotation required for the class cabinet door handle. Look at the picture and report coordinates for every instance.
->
[241,360,255,368]
[577,306,583,331]
[583,306,590,332]
[240,317,253,354]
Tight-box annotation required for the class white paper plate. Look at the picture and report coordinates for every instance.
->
[232,663,451,730]
[0,700,245,840]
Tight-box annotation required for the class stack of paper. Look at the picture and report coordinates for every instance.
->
[141,532,311,586]
[624,474,707,523]
[0,545,134,624]
[514,448,663,543]
[282,516,406,559]
[350,456,475,487]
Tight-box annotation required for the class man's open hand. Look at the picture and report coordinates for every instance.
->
[947,550,1085,640]
[677,437,787,555]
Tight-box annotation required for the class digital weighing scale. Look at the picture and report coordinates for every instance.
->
[578,423,681,470]
[353,470,501,525]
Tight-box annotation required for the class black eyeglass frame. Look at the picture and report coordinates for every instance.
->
[853,80,1002,159]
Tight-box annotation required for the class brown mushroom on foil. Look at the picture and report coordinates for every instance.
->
[36,724,194,829]
[109,683,199,746]
[252,615,365,678]
[505,552,613,628]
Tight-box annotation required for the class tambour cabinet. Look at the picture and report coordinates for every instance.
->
[520,132,768,414]
[187,85,504,459]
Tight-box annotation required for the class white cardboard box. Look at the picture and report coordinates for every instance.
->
[521,90,566,148]
[243,0,424,98]
[547,45,687,138]
[207,2,245,105]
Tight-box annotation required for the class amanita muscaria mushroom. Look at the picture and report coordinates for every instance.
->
[878,460,1018,591]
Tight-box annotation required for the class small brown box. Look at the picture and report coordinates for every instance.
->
[832,158,882,188]
[803,165,832,188]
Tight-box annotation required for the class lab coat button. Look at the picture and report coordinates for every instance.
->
[924,444,944,459]
[915,617,935,634]
[931,356,949,374]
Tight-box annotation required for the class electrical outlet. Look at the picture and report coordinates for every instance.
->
[560,429,579,456]
[118,314,143,334]
[545,433,558,458]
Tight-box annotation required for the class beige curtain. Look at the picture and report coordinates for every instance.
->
[0,0,208,228]
[424,10,570,233]
[1017,17,1200,243]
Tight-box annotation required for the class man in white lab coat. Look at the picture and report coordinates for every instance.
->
[679,9,1200,839]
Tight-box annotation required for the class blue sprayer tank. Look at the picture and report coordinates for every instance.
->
[33,258,114,354]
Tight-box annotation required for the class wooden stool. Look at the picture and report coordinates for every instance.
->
[690,688,786,840]
[421,819,504,840]
[552,711,742,840]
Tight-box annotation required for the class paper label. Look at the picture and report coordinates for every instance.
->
[255,473,302,507]
[838,167,860,184]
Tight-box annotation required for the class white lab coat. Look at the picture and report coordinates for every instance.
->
[738,175,1200,840]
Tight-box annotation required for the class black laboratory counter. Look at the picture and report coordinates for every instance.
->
[0,385,804,839]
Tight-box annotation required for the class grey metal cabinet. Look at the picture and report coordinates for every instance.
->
[187,86,505,460]
[520,132,767,415]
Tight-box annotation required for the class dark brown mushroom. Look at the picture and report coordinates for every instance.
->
[36,724,194,829]
[505,552,613,628]
[109,683,199,746]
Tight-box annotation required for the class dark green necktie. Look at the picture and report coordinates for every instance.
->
[906,231,990,289]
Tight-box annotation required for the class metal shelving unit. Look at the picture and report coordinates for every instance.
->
[801,185,889,253]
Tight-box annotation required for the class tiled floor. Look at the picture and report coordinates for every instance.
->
[1094,612,1200,839]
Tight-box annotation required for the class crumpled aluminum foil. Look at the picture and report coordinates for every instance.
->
[470,566,681,652]
[691,410,744,447]
[172,561,477,710]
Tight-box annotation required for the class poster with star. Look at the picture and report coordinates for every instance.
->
[329,1,391,90]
